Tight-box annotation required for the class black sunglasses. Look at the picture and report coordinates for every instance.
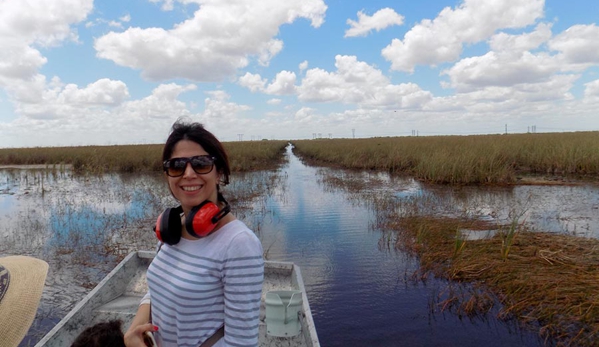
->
[163,155,216,177]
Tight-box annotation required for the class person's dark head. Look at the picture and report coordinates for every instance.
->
[71,320,125,347]
[162,121,231,187]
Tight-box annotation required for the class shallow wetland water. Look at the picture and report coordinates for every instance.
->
[2,147,598,346]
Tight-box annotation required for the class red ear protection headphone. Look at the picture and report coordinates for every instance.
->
[154,196,231,245]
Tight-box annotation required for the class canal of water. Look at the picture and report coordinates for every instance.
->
[255,147,545,347]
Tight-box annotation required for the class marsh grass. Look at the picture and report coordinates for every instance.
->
[291,131,599,184]
[0,140,288,174]
[385,215,599,346]
[500,215,524,261]
[453,228,467,258]
[225,141,289,171]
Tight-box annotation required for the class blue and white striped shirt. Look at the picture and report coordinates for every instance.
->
[145,220,264,347]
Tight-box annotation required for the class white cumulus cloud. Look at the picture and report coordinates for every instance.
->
[345,8,404,38]
[12,77,131,121]
[583,79,599,104]
[265,71,297,95]
[0,0,93,83]
[239,71,297,95]
[489,23,552,53]
[299,60,309,72]
[59,79,129,106]
[381,0,544,72]
[238,73,267,93]
[442,51,560,92]
[95,0,327,82]
[297,55,432,109]
[548,24,599,69]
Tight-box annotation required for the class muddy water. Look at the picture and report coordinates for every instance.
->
[3,148,597,346]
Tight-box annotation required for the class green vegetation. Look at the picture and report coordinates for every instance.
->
[0,141,288,173]
[292,131,599,184]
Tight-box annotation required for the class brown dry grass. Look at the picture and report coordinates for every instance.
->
[291,131,599,185]
[0,140,289,174]
[387,216,599,346]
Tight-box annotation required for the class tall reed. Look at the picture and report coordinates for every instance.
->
[0,141,288,174]
[499,214,526,261]
[453,228,467,258]
[292,131,599,184]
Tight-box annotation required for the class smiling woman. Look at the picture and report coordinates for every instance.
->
[124,121,264,347]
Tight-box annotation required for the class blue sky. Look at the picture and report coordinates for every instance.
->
[1,0,598,147]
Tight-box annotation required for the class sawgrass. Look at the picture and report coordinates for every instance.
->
[0,140,288,174]
[291,131,599,184]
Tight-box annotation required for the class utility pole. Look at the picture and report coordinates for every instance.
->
[505,124,507,135]
[352,129,355,138]
[237,134,243,141]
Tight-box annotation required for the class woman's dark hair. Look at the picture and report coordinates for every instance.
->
[71,320,125,347]
[163,121,231,186]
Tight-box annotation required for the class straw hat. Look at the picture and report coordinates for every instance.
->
[0,256,49,347]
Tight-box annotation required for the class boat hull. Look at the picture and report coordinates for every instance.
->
[35,251,319,347]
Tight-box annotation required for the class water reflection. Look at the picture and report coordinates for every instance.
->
[424,184,599,238]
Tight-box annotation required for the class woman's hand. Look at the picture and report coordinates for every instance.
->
[124,323,158,347]
[125,303,153,346]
